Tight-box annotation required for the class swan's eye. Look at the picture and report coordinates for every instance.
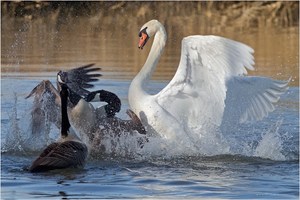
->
[139,27,148,37]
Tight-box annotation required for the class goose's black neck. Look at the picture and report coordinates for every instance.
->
[60,84,71,137]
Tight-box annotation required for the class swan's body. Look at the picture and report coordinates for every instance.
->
[129,20,289,140]
[29,81,88,172]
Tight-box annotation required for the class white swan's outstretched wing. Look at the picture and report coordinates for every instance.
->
[221,76,290,133]
[155,35,285,131]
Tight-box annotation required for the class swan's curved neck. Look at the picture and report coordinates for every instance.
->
[133,25,167,91]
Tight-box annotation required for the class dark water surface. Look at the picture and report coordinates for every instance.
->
[1,77,299,199]
[2,154,298,199]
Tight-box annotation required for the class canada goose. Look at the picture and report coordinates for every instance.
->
[26,64,102,135]
[26,64,146,145]
[57,70,146,143]
[29,78,88,172]
[26,64,124,134]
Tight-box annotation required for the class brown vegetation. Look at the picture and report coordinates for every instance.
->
[1,1,299,29]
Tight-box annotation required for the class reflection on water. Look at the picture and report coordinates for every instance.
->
[1,16,299,85]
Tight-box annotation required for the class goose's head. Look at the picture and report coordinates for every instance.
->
[57,71,69,85]
[138,19,163,49]
[57,71,72,92]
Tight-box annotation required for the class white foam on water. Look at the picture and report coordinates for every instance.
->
[2,93,57,153]
[2,88,297,162]
[254,120,286,161]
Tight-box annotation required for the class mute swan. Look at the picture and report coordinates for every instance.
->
[128,19,290,141]
[29,76,88,172]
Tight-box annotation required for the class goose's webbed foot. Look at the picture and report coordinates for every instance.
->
[126,109,146,135]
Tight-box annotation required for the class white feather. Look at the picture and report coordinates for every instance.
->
[221,76,290,134]
[156,35,256,128]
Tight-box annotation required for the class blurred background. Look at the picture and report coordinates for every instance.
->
[1,1,299,85]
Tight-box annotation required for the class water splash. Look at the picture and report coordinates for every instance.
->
[2,93,56,154]
[2,93,25,153]
[254,120,286,160]
[89,127,148,159]
[2,93,297,162]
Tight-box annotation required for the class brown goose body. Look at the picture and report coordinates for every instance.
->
[29,80,88,173]
[29,140,87,172]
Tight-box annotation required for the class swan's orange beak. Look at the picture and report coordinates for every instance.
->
[138,32,149,50]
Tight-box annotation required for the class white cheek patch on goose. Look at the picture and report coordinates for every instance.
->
[96,93,101,100]
[57,74,64,84]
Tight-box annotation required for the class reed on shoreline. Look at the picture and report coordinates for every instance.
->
[2,1,299,29]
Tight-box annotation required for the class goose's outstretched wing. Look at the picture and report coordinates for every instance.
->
[29,141,88,172]
[155,35,287,132]
[59,63,102,96]
[26,80,61,133]
[26,80,60,100]
[26,64,102,133]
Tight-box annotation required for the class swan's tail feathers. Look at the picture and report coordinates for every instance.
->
[29,141,88,173]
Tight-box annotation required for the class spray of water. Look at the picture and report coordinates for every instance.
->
[2,94,297,162]
[2,94,56,154]
[2,93,25,152]
[254,120,286,161]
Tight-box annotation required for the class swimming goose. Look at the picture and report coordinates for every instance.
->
[29,78,88,172]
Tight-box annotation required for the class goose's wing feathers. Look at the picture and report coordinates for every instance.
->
[156,36,255,127]
[29,141,88,172]
[26,80,60,101]
[26,80,61,132]
[65,63,102,96]
[222,76,290,127]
